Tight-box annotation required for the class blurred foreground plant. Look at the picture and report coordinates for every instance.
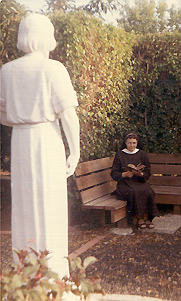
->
[1,247,104,300]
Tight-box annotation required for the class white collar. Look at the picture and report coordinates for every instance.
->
[122,148,139,154]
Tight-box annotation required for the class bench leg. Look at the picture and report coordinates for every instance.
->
[91,210,106,226]
[174,205,181,214]
[111,206,127,223]
[98,211,106,226]
[116,217,128,228]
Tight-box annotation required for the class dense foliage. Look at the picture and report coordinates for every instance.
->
[81,0,119,17]
[51,11,134,160]
[1,0,180,166]
[128,32,181,153]
[0,0,26,66]
[46,0,76,13]
[117,0,181,33]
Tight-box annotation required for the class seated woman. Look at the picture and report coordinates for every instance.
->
[110,132,159,229]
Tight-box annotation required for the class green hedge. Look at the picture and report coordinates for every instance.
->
[0,0,26,66]
[1,9,180,172]
[128,32,181,153]
[51,11,134,160]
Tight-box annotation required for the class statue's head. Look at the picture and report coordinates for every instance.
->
[17,13,56,53]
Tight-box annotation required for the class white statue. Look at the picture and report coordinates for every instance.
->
[0,13,80,278]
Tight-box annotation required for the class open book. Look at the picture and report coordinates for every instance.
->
[127,163,145,172]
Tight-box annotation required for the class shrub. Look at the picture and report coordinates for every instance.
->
[1,247,104,300]
[128,32,181,153]
[51,11,134,160]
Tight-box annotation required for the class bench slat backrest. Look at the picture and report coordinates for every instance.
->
[75,153,181,205]
[147,153,181,187]
[148,176,181,186]
[75,157,114,204]
[147,153,181,164]
[75,157,114,176]
[80,181,117,204]
[76,169,113,191]
[150,164,181,175]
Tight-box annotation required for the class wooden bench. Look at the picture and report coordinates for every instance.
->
[147,154,181,213]
[75,154,181,226]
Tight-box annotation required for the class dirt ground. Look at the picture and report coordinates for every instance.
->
[1,178,181,301]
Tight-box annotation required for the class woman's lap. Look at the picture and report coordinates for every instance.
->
[116,182,157,217]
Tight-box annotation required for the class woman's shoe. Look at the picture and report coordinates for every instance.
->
[145,219,154,229]
[137,219,146,229]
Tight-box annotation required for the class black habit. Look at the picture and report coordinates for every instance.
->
[110,149,159,221]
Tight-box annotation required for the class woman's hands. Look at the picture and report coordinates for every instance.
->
[133,170,144,177]
[122,171,134,178]
[122,170,144,178]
